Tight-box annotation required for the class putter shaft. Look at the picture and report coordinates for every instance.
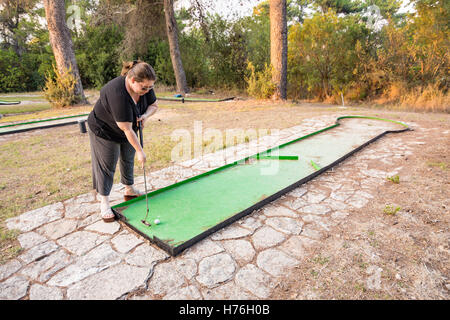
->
[138,121,150,226]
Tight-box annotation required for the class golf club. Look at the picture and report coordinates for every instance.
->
[138,121,151,227]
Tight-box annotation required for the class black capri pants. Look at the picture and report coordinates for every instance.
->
[88,129,135,196]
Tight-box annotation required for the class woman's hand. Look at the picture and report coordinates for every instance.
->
[137,104,158,129]
[137,114,149,129]
[116,121,147,168]
[136,150,147,169]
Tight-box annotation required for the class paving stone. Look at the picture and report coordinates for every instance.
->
[210,224,252,240]
[305,191,328,204]
[322,198,349,211]
[78,213,102,228]
[29,284,63,300]
[196,253,236,288]
[17,232,47,249]
[174,258,198,280]
[301,225,325,240]
[265,217,303,235]
[181,238,224,261]
[47,243,122,287]
[302,214,332,231]
[37,219,78,240]
[256,248,300,277]
[57,231,109,256]
[65,202,99,219]
[331,211,350,220]
[284,197,309,210]
[0,275,29,300]
[299,204,331,215]
[67,264,150,300]
[221,239,255,264]
[125,244,169,267]
[20,249,73,283]
[85,220,121,235]
[18,241,59,265]
[63,192,95,205]
[361,169,388,178]
[0,259,22,281]
[329,190,354,202]
[262,205,298,218]
[287,186,308,198]
[235,264,275,299]
[202,281,255,300]
[111,231,144,253]
[163,285,202,300]
[347,194,370,209]
[251,226,286,250]
[353,190,374,199]
[238,214,263,231]
[6,202,64,232]
[280,236,318,259]
[148,261,186,296]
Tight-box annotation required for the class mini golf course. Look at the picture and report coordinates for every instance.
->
[0,100,21,105]
[112,116,410,256]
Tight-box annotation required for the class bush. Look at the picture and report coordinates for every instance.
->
[245,62,276,99]
[74,24,124,89]
[43,64,77,108]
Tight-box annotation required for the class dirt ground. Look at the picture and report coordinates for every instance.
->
[270,115,449,300]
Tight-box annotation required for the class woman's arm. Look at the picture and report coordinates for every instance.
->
[116,121,146,167]
[137,102,158,128]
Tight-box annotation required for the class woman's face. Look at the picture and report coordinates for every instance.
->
[129,77,155,96]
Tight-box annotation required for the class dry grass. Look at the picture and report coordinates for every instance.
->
[374,82,450,113]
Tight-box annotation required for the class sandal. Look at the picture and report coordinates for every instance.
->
[101,208,116,223]
[124,186,144,201]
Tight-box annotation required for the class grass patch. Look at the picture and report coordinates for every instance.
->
[427,161,448,171]
[0,105,92,124]
[383,204,401,216]
[0,227,22,265]
[386,175,400,184]
[0,103,51,115]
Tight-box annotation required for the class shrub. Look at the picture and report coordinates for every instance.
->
[43,64,77,108]
[245,62,276,99]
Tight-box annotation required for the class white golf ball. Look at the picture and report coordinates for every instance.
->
[154,219,160,225]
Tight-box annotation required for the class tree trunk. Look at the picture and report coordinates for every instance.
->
[164,0,189,94]
[269,0,287,100]
[43,0,86,104]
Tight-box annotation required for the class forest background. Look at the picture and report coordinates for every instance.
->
[0,0,448,111]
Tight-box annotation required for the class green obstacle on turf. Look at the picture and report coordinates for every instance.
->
[112,116,410,256]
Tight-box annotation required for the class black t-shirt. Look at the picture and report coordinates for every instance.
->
[87,76,156,143]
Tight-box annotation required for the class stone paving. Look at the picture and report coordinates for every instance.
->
[0,115,420,300]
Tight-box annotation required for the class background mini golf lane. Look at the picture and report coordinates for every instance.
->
[115,118,404,250]
[0,114,88,134]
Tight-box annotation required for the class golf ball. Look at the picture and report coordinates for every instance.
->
[154,219,160,225]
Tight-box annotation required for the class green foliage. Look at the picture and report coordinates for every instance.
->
[245,62,276,98]
[43,64,77,108]
[288,10,368,100]
[74,24,124,89]
[0,49,46,93]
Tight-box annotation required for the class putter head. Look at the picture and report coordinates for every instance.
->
[141,220,151,227]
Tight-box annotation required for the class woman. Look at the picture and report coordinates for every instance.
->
[87,60,158,222]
